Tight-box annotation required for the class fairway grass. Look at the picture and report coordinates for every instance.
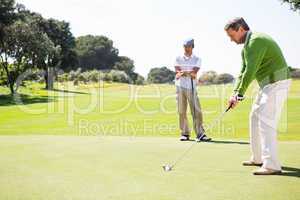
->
[0,81,299,199]
[0,135,299,200]
[0,80,300,140]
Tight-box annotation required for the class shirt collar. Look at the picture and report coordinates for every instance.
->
[183,54,194,60]
[244,31,252,47]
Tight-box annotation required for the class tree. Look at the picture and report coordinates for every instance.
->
[290,67,300,79]
[109,70,129,83]
[18,9,77,89]
[0,20,54,94]
[147,67,175,84]
[0,66,6,86]
[0,0,17,41]
[213,73,234,84]
[42,18,77,69]
[0,0,17,90]
[40,18,77,89]
[113,56,140,83]
[75,35,119,70]
[113,56,135,74]
[281,0,300,11]
[199,71,234,85]
[135,74,145,85]
[198,71,218,85]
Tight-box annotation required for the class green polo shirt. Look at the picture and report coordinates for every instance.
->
[234,31,291,95]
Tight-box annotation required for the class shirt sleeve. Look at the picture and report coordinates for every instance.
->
[174,56,181,66]
[236,38,266,95]
[174,56,181,71]
[233,50,246,93]
[196,57,201,68]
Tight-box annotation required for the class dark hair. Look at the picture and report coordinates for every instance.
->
[224,17,250,31]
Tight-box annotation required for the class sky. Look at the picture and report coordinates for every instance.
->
[18,0,300,77]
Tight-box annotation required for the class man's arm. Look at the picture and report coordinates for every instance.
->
[233,50,246,93]
[229,38,266,108]
[175,66,183,79]
[193,67,200,73]
[174,56,183,79]
[190,67,199,79]
[192,58,201,78]
[236,38,266,96]
[175,66,181,72]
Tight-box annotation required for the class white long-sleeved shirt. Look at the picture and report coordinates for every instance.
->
[174,54,201,90]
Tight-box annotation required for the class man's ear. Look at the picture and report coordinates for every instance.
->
[238,26,245,33]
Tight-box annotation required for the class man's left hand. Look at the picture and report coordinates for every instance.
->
[228,94,244,109]
[190,71,197,79]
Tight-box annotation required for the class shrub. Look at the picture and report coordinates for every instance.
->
[109,70,129,83]
[78,72,90,83]
[74,79,79,86]
[57,73,69,83]
[291,68,300,79]
[147,67,175,84]
[103,73,113,82]
[0,68,7,86]
[135,75,145,85]
[69,68,82,81]
[213,73,234,84]
[199,71,218,85]
[88,70,101,82]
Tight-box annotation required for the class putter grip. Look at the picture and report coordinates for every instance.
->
[225,103,233,112]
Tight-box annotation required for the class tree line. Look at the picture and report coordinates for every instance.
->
[1,0,299,94]
[281,0,300,11]
[0,0,144,94]
[146,67,235,85]
[146,67,300,84]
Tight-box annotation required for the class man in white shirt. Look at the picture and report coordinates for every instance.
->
[175,38,211,142]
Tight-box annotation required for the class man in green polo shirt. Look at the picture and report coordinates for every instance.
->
[224,17,291,175]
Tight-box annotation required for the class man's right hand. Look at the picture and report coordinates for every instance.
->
[176,71,184,79]
[228,94,245,109]
[228,95,239,109]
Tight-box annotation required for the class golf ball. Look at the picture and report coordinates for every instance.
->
[164,165,171,171]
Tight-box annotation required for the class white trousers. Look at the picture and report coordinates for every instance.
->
[249,79,291,171]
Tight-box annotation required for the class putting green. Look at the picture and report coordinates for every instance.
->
[0,136,299,200]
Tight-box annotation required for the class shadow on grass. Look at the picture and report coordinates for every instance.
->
[185,139,249,145]
[52,89,90,95]
[0,94,56,106]
[280,166,300,178]
[209,140,249,145]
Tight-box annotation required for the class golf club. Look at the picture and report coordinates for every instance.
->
[162,100,233,172]
[191,77,196,140]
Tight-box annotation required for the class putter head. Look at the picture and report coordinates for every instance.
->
[162,164,173,172]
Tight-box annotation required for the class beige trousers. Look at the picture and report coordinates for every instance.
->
[250,79,291,171]
[176,86,205,136]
